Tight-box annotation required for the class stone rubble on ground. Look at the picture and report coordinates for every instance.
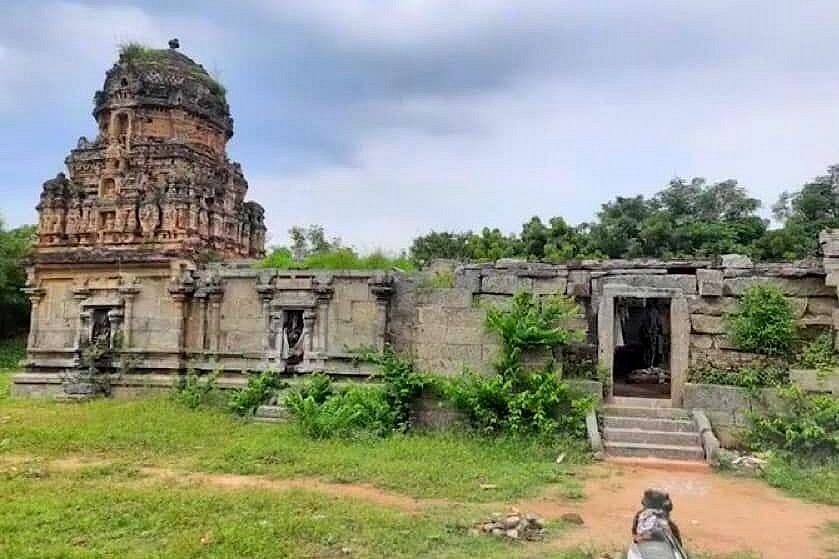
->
[475,510,546,541]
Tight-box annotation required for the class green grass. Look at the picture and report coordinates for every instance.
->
[0,336,24,400]
[0,471,588,559]
[763,455,839,506]
[0,397,585,502]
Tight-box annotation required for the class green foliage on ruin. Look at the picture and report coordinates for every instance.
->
[797,332,838,370]
[228,372,288,416]
[726,284,797,356]
[285,348,433,439]
[687,363,790,389]
[746,385,839,460]
[118,42,228,100]
[446,292,592,437]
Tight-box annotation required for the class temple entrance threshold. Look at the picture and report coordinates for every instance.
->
[597,285,689,406]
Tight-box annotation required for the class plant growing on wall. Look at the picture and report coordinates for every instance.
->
[448,292,592,437]
[726,284,797,356]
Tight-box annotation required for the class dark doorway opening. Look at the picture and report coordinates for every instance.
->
[613,297,671,399]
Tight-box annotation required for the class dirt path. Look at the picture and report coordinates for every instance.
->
[4,456,836,557]
[512,462,838,558]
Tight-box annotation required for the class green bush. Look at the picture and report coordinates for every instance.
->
[361,346,432,430]
[687,364,789,389]
[285,377,397,439]
[446,367,590,437]
[746,385,839,459]
[798,332,837,370]
[448,292,592,437]
[726,284,797,356]
[0,337,25,370]
[228,372,288,416]
[172,369,224,410]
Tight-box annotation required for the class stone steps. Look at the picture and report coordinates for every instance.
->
[601,402,706,462]
[603,441,705,462]
[603,415,697,433]
[603,427,701,447]
[253,405,289,424]
[603,406,690,420]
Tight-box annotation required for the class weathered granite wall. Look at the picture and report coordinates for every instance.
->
[15,251,838,404]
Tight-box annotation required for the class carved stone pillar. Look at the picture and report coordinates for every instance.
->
[208,292,223,353]
[72,287,92,350]
[169,292,187,352]
[23,287,46,350]
[107,308,124,350]
[193,291,209,351]
[369,281,393,351]
[118,285,140,348]
[257,280,274,353]
[303,309,316,354]
[313,283,334,356]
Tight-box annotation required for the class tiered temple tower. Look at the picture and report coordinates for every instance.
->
[35,39,265,262]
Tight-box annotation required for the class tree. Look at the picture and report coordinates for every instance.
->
[768,165,839,258]
[288,225,341,260]
[587,195,651,258]
[409,231,472,266]
[0,220,35,338]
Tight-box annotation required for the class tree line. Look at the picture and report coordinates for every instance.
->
[409,166,839,266]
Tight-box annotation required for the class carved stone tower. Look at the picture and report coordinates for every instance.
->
[35,40,266,262]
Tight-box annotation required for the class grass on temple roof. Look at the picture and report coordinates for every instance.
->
[118,42,228,100]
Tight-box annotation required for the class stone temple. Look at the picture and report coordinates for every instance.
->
[35,41,266,261]
[14,42,839,451]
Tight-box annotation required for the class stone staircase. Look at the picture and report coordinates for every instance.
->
[601,397,706,462]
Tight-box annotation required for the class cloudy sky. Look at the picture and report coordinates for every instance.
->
[3,1,839,251]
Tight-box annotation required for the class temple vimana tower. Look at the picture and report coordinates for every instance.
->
[36,39,266,260]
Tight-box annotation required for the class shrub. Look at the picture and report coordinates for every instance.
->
[448,291,592,437]
[173,369,223,410]
[745,385,839,460]
[687,364,789,389]
[285,376,397,439]
[726,284,797,356]
[360,346,432,430]
[228,372,288,416]
[798,332,837,370]
[0,336,26,370]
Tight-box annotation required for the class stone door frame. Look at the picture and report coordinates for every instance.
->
[597,285,690,406]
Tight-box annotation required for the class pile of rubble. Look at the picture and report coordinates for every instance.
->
[474,511,546,541]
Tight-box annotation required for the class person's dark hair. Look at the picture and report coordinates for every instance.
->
[641,489,673,512]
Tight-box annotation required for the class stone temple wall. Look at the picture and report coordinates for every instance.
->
[14,250,839,404]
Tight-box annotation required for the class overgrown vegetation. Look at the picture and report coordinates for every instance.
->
[228,371,288,416]
[446,292,591,437]
[118,42,227,100]
[285,293,591,440]
[798,332,838,370]
[172,369,224,410]
[687,364,789,389]
[726,284,797,356]
[0,336,25,371]
[745,385,839,460]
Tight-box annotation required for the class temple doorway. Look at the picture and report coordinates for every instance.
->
[612,297,671,399]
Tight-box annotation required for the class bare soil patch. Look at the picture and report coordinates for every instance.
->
[511,462,838,558]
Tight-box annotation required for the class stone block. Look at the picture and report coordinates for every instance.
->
[723,277,834,297]
[597,274,697,295]
[690,334,714,349]
[481,273,533,295]
[687,295,737,316]
[721,254,753,269]
[445,308,486,329]
[790,368,839,395]
[427,288,473,308]
[445,326,484,345]
[454,269,481,292]
[714,335,737,350]
[806,297,838,316]
[696,269,723,297]
[690,314,725,334]
[533,277,568,296]
[566,270,591,297]
[786,297,808,318]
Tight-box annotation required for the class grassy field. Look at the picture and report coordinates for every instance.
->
[0,348,834,558]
